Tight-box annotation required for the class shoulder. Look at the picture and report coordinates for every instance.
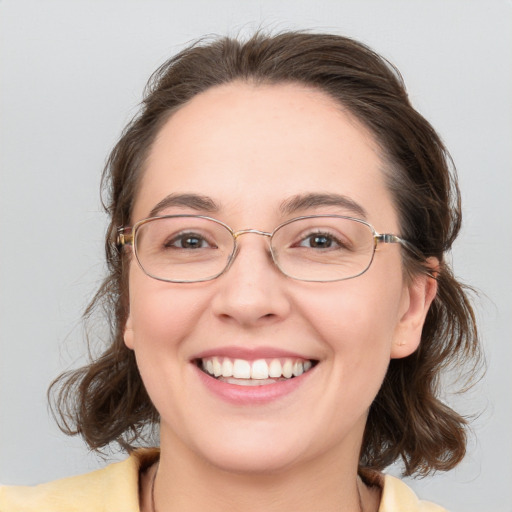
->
[0,448,159,512]
[379,473,448,512]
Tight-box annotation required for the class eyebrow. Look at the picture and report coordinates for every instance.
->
[148,192,367,220]
[148,193,220,218]
[279,193,367,219]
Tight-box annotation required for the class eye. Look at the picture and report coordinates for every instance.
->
[297,232,344,250]
[165,232,214,249]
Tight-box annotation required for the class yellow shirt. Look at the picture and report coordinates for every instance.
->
[0,449,447,511]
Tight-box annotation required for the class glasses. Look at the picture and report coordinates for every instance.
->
[117,214,418,283]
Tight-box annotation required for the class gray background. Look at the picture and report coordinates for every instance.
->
[1,1,511,510]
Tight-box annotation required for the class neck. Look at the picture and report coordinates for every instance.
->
[148,434,371,512]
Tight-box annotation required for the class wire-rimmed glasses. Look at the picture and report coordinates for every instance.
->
[117,214,418,283]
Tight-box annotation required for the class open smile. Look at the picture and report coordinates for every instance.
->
[196,356,318,386]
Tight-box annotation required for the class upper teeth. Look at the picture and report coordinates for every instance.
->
[201,357,314,380]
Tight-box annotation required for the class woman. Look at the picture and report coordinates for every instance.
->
[0,31,480,511]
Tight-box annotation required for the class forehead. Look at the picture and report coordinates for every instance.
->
[134,82,396,228]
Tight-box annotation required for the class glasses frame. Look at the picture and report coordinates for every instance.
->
[116,214,420,283]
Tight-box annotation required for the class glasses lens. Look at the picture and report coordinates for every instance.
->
[134,216,234,282]
[271,216,375,281]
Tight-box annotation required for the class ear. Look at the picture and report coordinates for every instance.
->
[391,258,438,359]
[123,313,134,350]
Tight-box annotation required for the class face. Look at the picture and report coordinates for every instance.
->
[124,83,435,475]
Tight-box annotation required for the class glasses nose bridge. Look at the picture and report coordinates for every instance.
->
[232,228,273,241]
[230,229,275,269]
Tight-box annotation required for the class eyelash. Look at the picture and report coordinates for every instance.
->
[165,232,214,249]
[295,231,348,250]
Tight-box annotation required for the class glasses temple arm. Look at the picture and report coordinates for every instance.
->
[376,234,437,279]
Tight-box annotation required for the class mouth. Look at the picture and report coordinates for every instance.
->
[195,356,318,386]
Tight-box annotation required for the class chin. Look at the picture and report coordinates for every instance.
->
[186,424,318,476]
[200,445,305,476]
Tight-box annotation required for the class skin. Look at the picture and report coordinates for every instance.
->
[124,83,437,512]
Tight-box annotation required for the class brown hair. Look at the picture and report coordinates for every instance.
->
[50,31,480,476]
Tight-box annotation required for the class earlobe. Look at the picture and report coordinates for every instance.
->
[391,258,439,359]
[124,314,135,350]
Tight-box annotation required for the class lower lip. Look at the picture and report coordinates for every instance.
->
[193,365,314,405]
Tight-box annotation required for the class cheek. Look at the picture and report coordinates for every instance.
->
[126,271,209,354]
[295,276,404,367]
[285,280,405,442]
[125,274,213,420]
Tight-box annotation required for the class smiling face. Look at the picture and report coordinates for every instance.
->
[124,82,435,475]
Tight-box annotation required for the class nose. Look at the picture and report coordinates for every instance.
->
[210,233,292,327]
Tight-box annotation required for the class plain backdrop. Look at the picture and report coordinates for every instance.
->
[1,1,511,511]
